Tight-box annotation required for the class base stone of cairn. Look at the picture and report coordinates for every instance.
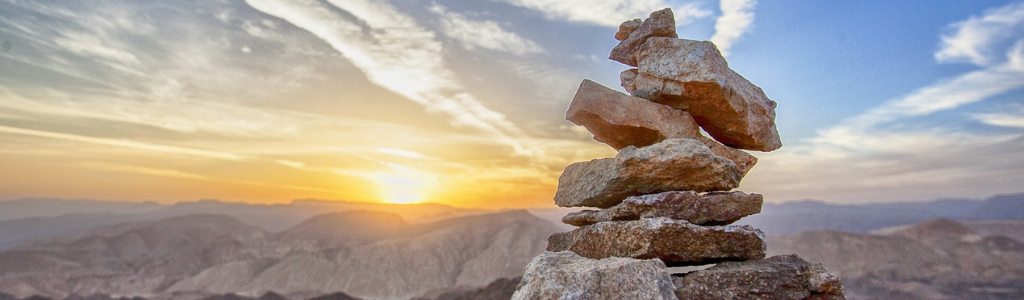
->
[511,251,678,300]
[512,7,845,300]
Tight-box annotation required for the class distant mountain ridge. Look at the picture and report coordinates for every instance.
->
[0,199,488,249]
[738,193,1024,235]
[0,210,559,300]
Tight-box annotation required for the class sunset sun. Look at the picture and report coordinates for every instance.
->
[370,163,436,204]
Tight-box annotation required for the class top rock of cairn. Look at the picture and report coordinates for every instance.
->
[612,9,782,151]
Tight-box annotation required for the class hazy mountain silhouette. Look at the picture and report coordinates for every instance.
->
[0,210,558,300]
[738,193,1024,235]
[0,199,487,249]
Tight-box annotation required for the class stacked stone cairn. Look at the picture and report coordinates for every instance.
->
[512,8,846,300]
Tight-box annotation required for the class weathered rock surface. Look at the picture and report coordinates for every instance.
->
[547,218,766,266]
[567,79,700,150]
[614,19,642,41]
[554,139,740,208]
[673,254,845,300]
[609,8,677,67]
[510,251,677,300]
[625,37,782,151]
[566,80,757,175]
[562,191,762,227]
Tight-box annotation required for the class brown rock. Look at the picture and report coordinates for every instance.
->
[567,79,757,176]
[554,138,740,208]
[511,251,677,300]
[627,37,782,151]
[614,19,642,41]
[567,79,700,149]
[673,254,846,300]
[620,68,639,91]
[547,218,766,266]
[609,8,677,67]
[562,191,762,226]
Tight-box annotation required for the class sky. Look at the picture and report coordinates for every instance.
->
[0,0,1022,209]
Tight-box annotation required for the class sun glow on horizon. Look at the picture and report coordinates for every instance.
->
[369,163,437,204]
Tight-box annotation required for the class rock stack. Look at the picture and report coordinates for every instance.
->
[512,8,846,300]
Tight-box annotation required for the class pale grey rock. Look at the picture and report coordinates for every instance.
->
[554,138,740,208]
[547,218,766,266]
[511,251,678,300]
[609,8,677,67]
[672,254,845,300]
[626,37,782,151]
[562,191,762,226]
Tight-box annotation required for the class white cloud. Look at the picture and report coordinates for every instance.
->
[491,0,711,27]
[245,0,535,155]
[849,62,1024,128]
[428,4,544,55]
[710,0,757,57]
[935,1,1024,66]
[973,105,1024,128]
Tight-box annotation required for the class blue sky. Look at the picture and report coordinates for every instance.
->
[0,0,1022,207]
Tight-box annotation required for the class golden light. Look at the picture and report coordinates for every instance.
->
[369,163,436,204]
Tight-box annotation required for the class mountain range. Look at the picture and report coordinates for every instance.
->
[1,194,1023,300]
[0,210,558,300]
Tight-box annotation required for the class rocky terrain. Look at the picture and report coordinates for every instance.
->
[0,211,559,300]
[770,219,1024,300]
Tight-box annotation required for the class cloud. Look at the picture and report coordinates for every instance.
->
[245,0,535,155]
[972,105,1024,128]
[0,125,244,161]
[935,1,1024,66]
[491,0,711,27]
[742,2,1024,203]
[428,4,544,55]
[710,0,757,57]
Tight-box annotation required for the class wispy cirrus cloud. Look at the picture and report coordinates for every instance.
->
[935,1,1024,66]
[972,103,1024,128]
[710,0,757,57]
[490,0,711,27]
[744,1,1024,203]
[245,0,535,155]
[428,4,544,55]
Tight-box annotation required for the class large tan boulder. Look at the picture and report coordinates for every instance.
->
[554,138,740,208]
[562,191,762,227]
[547,218,766,266]
[625,37,782,152]
[567,79,758,176]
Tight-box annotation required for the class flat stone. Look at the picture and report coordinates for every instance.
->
[673,254,846,300]
[547,218,766,266]
[609,8,677,67]
[627,37,782,152]
[566,79,758,176]
[511,251,678,300]
[562,191,762,226]
[554,138,740,208]
[567,79,700,149]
